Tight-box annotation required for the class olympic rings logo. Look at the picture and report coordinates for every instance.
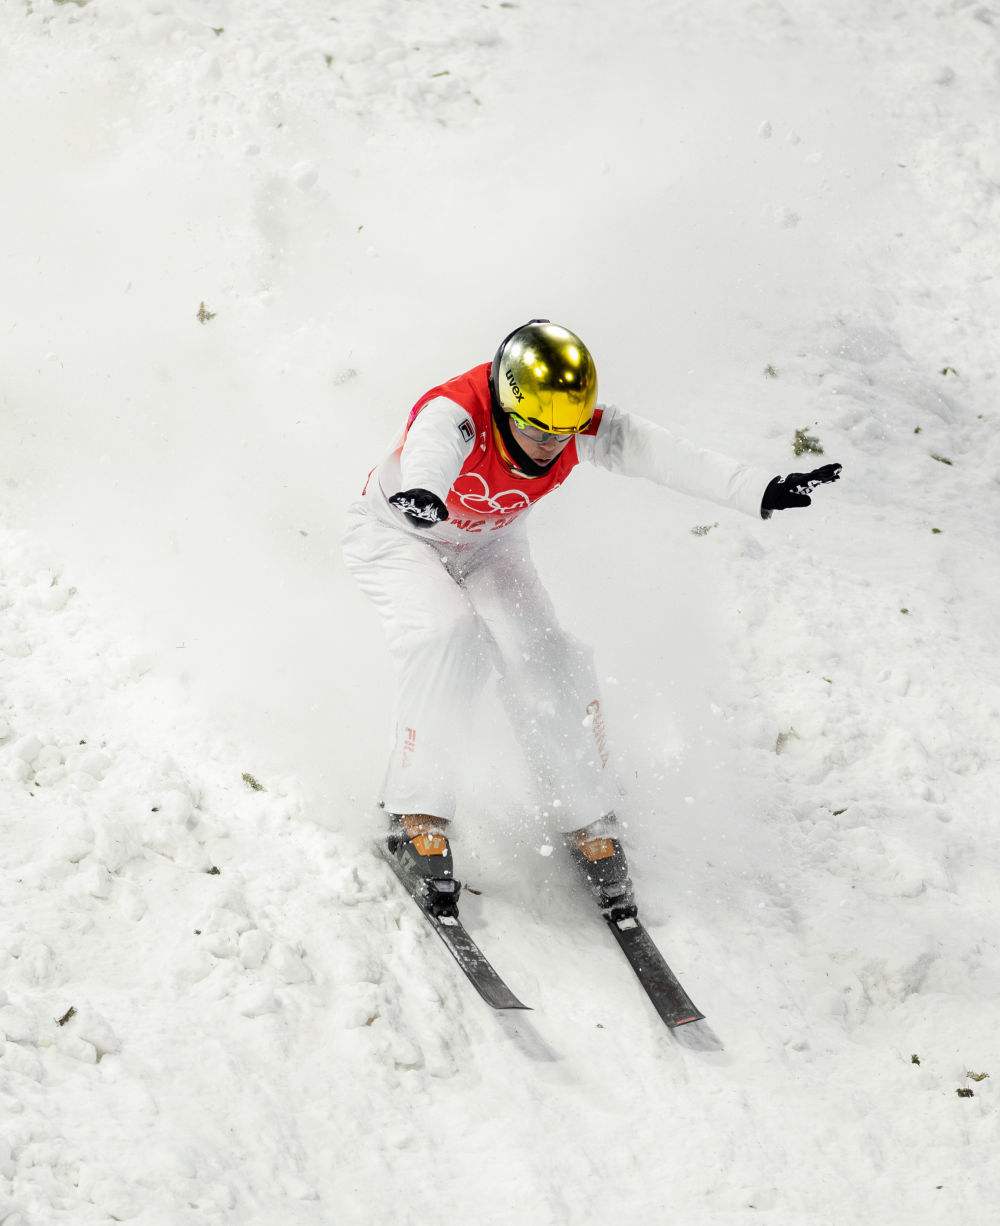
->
[453,473,532,516]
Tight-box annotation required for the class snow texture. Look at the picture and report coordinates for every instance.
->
[2,0,1000,1222]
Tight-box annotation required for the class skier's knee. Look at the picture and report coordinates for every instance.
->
[414,606,482,657]
[525,623,590,674]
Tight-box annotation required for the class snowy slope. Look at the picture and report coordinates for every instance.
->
[3,1,1000,1223]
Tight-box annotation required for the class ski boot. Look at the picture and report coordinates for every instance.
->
[386,813,462,919]
[567,815,638,923]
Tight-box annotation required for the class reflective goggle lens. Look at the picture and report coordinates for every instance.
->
[509,411,590,444]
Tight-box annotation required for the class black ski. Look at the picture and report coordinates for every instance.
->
[379,842,530,1012]
[604,912,703,1028]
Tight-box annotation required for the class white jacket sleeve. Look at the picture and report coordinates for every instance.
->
[576,405,775,519]
[398,397,476,503]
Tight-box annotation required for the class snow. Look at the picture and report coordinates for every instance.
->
[3,0,1000,1222]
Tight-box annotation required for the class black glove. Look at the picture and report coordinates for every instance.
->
[761,463,842,519]
[388,488,449,529]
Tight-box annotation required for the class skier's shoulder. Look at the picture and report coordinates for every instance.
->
[575,403,617,460]
[414,362,491,414]
[408,363,491,434]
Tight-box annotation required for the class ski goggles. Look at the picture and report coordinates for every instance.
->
[509,410,592,445]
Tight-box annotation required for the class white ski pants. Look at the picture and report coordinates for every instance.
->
[342,505,619,827]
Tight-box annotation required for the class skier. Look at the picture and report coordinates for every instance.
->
[343,320,840,921]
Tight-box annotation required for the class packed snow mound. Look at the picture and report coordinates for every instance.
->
[2,519,999,1223]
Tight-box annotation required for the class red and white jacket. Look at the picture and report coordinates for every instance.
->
[363,363,774,545]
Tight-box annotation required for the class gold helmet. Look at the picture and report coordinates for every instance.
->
[490,320,597,434]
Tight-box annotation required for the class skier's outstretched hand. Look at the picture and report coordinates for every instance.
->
[761,463,842,519]
[388,487,449,528]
